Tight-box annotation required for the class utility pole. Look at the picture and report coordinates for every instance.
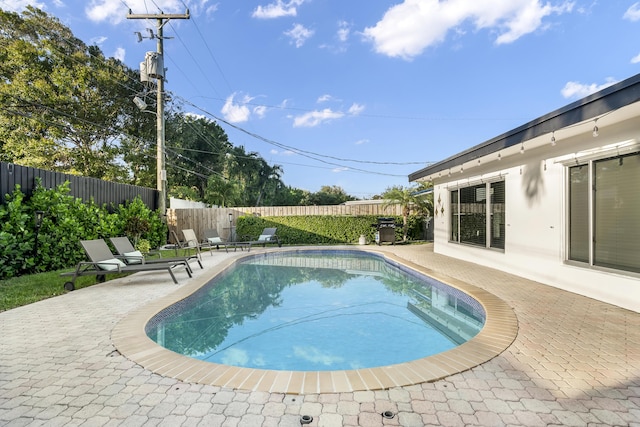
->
[127,9,190,215]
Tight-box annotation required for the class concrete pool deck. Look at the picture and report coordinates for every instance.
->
[1,243,639,426]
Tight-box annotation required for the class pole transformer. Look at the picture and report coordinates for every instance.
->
[127,9,190,215]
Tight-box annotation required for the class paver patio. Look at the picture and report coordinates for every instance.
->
[1,243,638,426]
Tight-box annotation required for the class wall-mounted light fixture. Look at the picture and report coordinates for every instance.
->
[33,210,45,274]
[34,210,45,230]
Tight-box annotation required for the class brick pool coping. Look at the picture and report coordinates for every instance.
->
[112,247,518,394]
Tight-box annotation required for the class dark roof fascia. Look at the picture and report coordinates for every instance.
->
[409,73,640,182]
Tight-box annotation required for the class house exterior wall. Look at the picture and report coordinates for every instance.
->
[430,115,640,313]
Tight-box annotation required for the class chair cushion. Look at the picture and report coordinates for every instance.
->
[208,237,223,243]
[97,258,127,271]
[123,250,144,264]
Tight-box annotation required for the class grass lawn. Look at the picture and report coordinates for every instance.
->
[0,249,200,313]
[0,269,108,312]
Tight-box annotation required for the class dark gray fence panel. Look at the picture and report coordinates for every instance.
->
[0,162,158,211]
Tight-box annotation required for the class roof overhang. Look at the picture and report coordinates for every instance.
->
[409,73,640,182]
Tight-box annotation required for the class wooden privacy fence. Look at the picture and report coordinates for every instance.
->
[0,162,158,211]
[167,204,403,242]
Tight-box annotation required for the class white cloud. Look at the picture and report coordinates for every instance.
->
[254,105,268,118]
[332,167,349,173]
[0,0,45,12]
[624,2,640,21]
[205,4,219,18]
[292,101,364,127]
[317,94,333,103]
[632,53,640,64]
[363,0,575,60]
[560,78,619,99]
[86,0,185,24]
[320,20,352,53]
[348,103,365,115]
[494,1,572,45]
[221,93,253,123]
[113,47,125,62]
[221,93,267,122]
[191,0,219,19]
[337,20,351,42]
[271,149,296,156]
[252,0,305,19]
[293,109,344,127]
[284,23,314,48]
[90,36,107,46]
[355,139,369,145]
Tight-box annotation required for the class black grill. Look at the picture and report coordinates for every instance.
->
[373,217,396,245]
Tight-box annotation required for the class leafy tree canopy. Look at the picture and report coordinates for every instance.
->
[0,6,143,180]
[307,185,356,205]
[0,7,370,206]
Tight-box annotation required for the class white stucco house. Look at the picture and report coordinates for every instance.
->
[409,73,640,313]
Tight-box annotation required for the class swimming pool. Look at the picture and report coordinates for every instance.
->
[146,251,485,371]
[112,246,518,393]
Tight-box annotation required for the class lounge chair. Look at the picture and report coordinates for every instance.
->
[241,227,282,250]
[60,239,191,291]
[181,229,215,256]
[203,229,245,252]
[109,236,203,272]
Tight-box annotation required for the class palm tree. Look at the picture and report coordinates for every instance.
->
[382,184,433,242]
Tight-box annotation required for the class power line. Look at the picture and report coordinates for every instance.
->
[165,21,223,98]
[1,9,421,186]
[175,97,412,178]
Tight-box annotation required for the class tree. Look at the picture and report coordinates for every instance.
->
[205,175,241,207]
[382,184,433,242]
[0,8,360,205]
[271,186,310,206]
[0,7,139,181]
[308,185,356,205]
[163,113,232,199]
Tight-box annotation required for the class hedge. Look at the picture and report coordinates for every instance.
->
[237,214,425,245]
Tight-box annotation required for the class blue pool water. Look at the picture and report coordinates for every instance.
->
[146,250,485,371]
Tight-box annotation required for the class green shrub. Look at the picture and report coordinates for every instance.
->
[116,197,166,249]
[237,214,424,245]
[0,187,34,278]
[0,180,166,280]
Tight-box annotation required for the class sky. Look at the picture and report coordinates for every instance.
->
[2,0,640,199]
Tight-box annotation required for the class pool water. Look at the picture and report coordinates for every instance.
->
[146,251,485,371]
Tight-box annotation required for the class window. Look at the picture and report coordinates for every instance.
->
[450,181,505,249]
[569,165,589,262]
[568,151,640,273]
[451,190,459,241]
[490,181,506,249]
